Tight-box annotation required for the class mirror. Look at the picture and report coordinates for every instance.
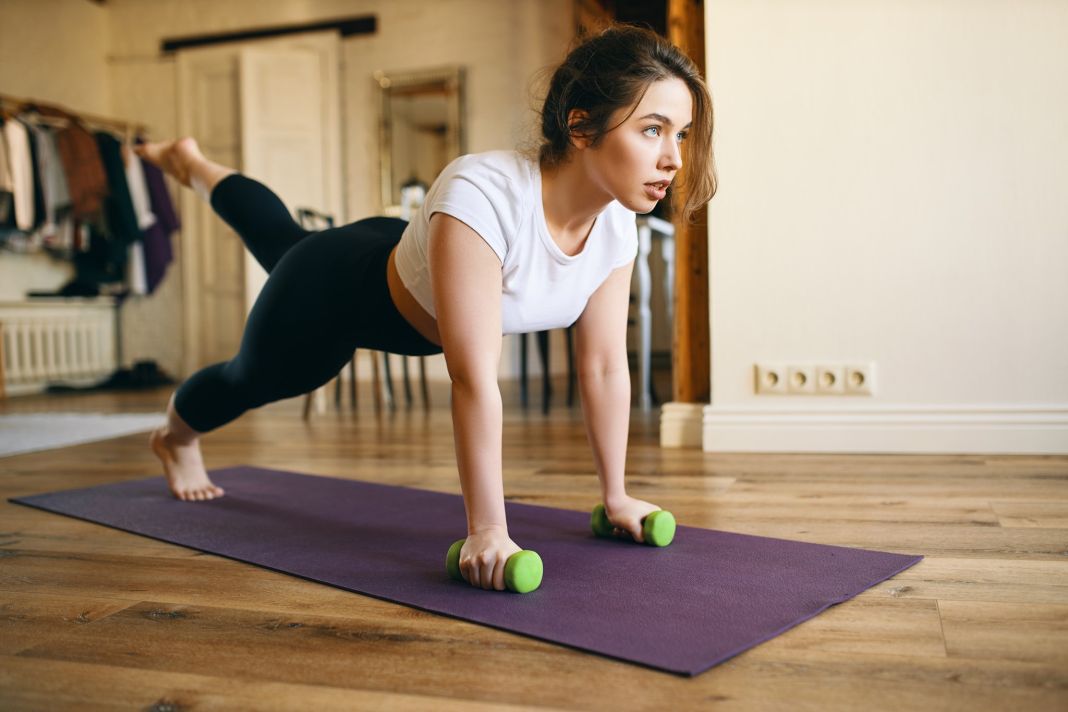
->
[374,66,465,217]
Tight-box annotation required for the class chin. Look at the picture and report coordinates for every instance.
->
[620,196,658,214]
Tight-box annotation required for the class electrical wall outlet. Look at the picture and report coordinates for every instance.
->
[754,364,787,394]
[815,365,846,394]
[754,362,876,396]
[844,363,875,395]
[787,366,817,394]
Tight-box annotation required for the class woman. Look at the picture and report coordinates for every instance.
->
[139,23,717,592]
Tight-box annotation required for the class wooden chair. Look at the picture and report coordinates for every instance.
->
[518,328,576,415]
[295,208,429,419]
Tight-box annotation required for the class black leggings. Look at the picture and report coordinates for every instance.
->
[174,174,443,433]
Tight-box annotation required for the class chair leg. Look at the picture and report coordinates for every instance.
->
[536,330,550,415]
[349,353,358,410]
[402,355,412,407]
[302,391,313,420]
[371,351,383,412]
[381,352,395,409]
[519,333,529,408]
[0,322,6,400]
[419,357,430,408]
[566,326,575,408]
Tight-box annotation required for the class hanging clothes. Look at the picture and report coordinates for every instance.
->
[34,105,109,221]
[0,118,15,228]
[122,142,156,295]
[36,124,76,256]
[71,130,142,286]
[136,142,179,294]
[23,117,47,235]
[2,117,35,231]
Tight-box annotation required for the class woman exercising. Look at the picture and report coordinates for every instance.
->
[139,23,716,592]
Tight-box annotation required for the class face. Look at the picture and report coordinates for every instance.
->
[573,77,693,213]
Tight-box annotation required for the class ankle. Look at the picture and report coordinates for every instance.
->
[160,425,198,448]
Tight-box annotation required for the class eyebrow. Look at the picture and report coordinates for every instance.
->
[639,113,692,129]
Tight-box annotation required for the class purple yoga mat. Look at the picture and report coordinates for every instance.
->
[11,466,922,676]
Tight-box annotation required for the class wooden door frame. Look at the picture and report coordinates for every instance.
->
[667,0,710,406]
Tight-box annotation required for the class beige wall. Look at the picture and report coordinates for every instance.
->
[0,0,110,303]
[1,0,575,382]
[702,0,1068,452]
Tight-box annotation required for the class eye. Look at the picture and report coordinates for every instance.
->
[643,126,661,137]
[676,131,689,143]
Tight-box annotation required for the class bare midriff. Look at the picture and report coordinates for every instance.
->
[386,246,442,347]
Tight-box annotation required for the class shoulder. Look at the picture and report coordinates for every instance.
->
[428,150,531,226]
[437,150,530,190]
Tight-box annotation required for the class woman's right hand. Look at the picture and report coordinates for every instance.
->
[459,526,523,591]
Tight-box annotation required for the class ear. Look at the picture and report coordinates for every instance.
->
[567,108,592,150]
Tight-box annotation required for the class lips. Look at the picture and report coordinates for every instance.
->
[644,181,668,200]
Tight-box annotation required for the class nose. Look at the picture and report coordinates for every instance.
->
[660,136,682,172]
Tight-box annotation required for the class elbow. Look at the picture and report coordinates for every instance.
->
[577,357,630,384]
[447,368,499,400]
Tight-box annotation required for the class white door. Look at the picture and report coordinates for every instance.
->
[239,36,342,309]
[176,44,246,374]
[176,32,342,376]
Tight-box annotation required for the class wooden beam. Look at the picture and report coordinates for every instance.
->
[160,16,376,54]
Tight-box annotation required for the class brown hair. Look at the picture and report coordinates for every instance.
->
[528,22,717,223]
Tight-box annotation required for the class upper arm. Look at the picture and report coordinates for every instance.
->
[427,212,503,384]
[574,259,634,375]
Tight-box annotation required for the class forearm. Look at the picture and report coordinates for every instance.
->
[578,365,631,504]
[451,379,507,534]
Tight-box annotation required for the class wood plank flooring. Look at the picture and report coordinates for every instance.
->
[1,384,1066,711]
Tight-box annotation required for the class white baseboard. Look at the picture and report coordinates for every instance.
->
[701,404,1068,454]
[660,402,705,448]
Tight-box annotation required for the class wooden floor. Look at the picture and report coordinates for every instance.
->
[1,383,1066,711]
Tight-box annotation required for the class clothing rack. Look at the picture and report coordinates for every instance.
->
[0,92,148,140]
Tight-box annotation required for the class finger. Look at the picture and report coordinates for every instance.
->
[460,557,472,585]
[493,556,506,591]
[468,561,482,588]
[480,556,495,590]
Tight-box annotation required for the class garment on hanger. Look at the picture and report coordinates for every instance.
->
[122,142,156,295]
[0,118,15,227]
[34,105,109,220]
[35,123,76,256]
[23,117,47,234]
[137,144,179,294]
[2,117,35,231]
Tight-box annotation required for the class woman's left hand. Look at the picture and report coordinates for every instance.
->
[604,494,662,544]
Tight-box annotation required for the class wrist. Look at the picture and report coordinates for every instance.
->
[468,521,509,537]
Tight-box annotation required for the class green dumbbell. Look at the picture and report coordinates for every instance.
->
[446,539,543,594]
[590,503,676,547]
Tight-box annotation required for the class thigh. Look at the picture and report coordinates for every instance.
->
[228,229,363,399]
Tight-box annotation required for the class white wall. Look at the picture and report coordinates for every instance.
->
[701,0,1068,453]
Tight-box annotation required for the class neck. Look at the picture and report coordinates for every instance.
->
[539,155,612,240]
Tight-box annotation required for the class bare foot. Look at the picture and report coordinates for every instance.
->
[149,426,225,501]
[134,137,203,188]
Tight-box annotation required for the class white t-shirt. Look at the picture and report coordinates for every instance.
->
[393,150,638,335]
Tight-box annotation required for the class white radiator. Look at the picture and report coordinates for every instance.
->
[0,299,118,396]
